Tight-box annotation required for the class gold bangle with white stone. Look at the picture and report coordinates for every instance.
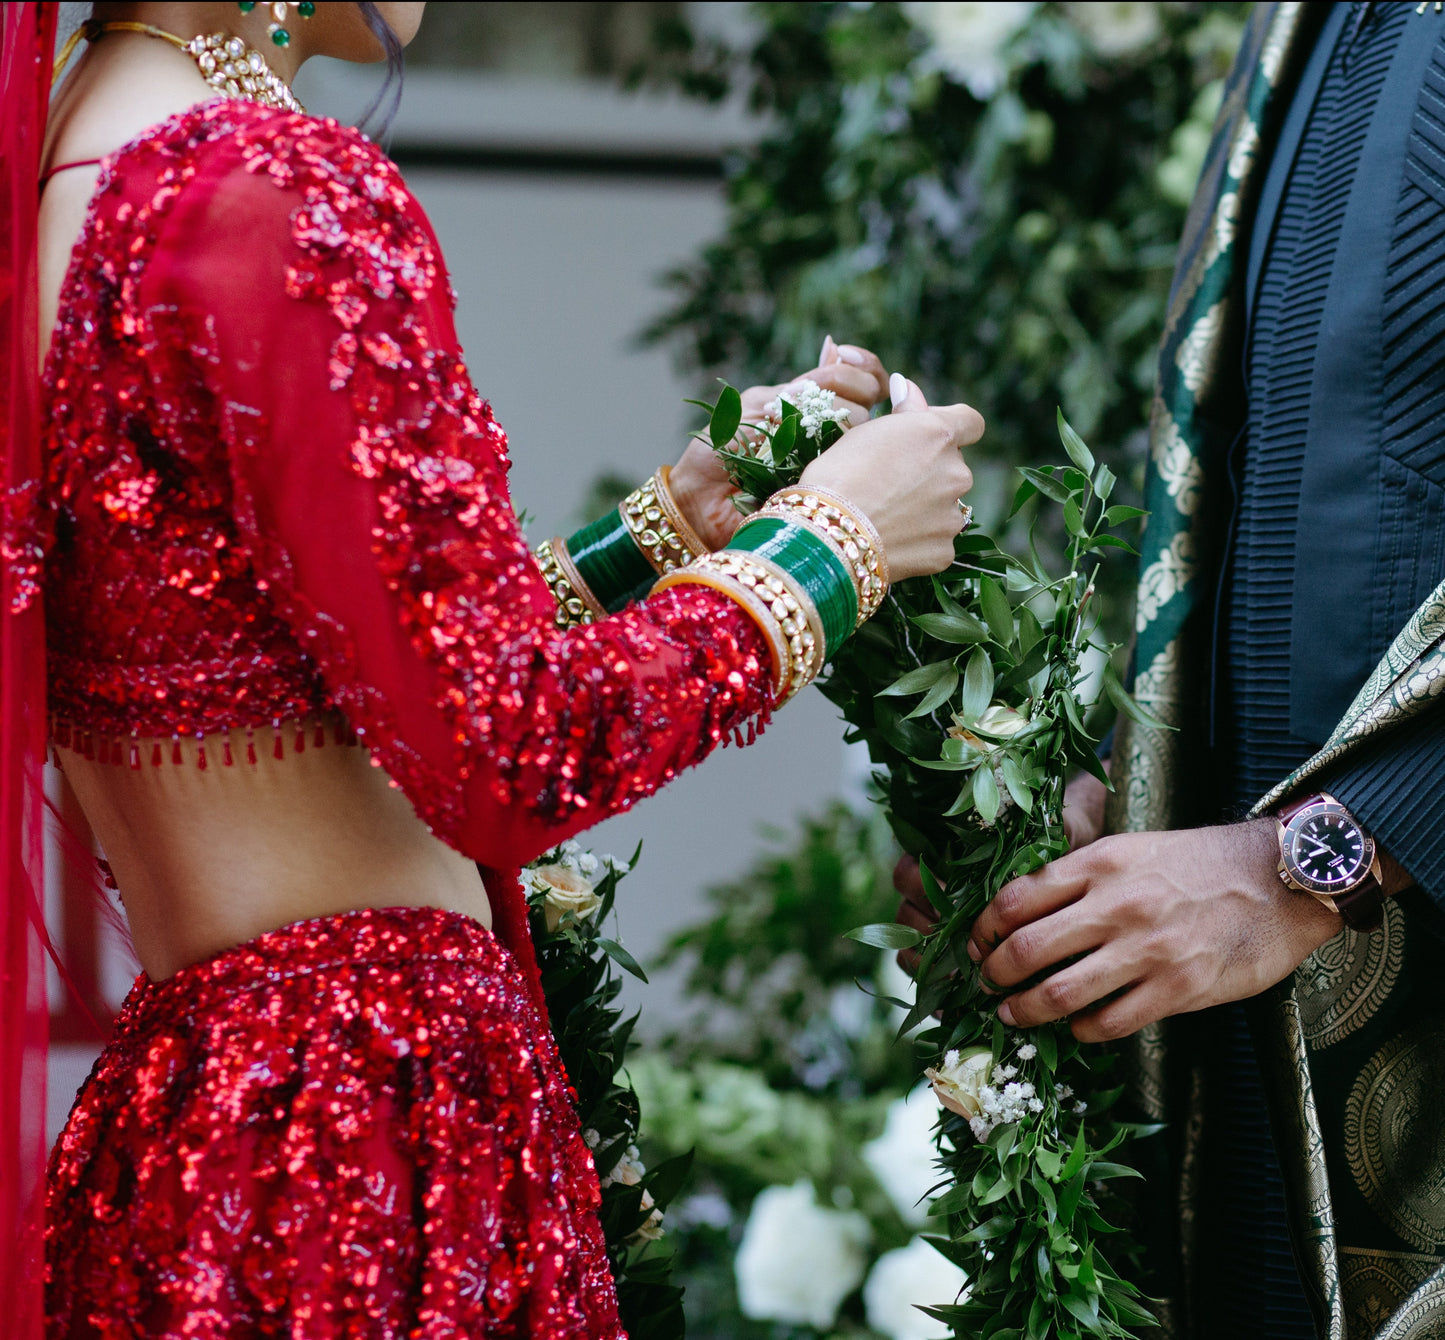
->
[535,537,605,629]
[620,468,708,576]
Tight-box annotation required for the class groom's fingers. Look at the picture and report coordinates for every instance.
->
[968,856,1089,961]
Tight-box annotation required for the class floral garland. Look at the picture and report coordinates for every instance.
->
[523,842,690,1339]
[701,384,1162,1338]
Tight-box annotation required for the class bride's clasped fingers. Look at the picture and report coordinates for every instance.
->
[799,373,983,581]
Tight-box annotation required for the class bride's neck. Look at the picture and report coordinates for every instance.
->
[87,3,311,81]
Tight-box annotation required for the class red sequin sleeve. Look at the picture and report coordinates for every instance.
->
[148,115,772,870]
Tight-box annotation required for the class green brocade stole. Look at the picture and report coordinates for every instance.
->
[1106,5,1445,1336]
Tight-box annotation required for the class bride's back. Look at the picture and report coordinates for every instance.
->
[40,31,489,983]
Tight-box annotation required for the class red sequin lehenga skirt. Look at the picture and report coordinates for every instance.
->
[45,906,625,1338]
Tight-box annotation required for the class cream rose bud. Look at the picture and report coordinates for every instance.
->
[531,863,603,932]
[948,702,1030,754]
[925,1046,994,1119]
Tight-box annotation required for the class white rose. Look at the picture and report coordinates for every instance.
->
[1063,1,1160,59]
[863,1088,940,1227]
[925,1046,994,1119]
[735,1180,870,1328]
[904,1,1036,100]
[864,1237,970,1340]
[529,863,602,932]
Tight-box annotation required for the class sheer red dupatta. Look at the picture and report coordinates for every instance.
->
[0,3,56,1334]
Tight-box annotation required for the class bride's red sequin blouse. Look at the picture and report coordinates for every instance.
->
[34,97,772,877]
[32,99,774,1336]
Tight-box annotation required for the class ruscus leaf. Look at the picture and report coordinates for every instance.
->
[846,922,924,949]
[1018,466,1072,504]
[708,385,742,449]
[1057,408,1095,475]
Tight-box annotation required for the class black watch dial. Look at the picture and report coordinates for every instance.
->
[1283,807,1374,894]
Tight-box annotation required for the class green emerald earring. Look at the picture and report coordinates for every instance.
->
[238,0,315,49]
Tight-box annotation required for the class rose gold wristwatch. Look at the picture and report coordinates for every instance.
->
[1275,792,1385,932]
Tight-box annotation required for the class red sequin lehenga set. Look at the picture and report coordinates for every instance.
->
[17,90,779,1340]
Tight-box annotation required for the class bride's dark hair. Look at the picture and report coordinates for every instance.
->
[355,1,404,138]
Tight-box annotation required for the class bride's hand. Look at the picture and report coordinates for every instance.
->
[801,375,982,581]
[668,337,889,550]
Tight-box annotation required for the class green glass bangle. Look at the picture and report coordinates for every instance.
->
[726,516,858,656]
[567,508,658,614]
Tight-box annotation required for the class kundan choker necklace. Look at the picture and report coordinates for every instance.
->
[53,19,306,115]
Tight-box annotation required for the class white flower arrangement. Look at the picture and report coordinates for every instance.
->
[864,1237,969,1340]
[1062,1,1161,59]
[765,378,853,440]
[734,1180,870,1328]
[903,1,1036,100]
[924,1045,994,1122]
[862,1087,941,1227]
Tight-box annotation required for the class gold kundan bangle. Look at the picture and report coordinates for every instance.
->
[756,485,889,626]
[620,468,709,576]
[656,549,826,702]
[654,465,710,559]
[535,537,606,629]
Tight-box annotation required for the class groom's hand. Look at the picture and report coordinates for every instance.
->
[967,821,1341,1043]
[893,855,933,975]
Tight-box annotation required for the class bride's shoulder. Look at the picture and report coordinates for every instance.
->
[146,100,442,306]
[160,100,412,208]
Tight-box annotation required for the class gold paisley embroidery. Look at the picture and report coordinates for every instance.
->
[1296,899,1405,1050]
[1376,1267,1445,1340]
[1345,1023,1445,1254]
[1260,1,1304,84]
[1135,532,1197,632]
[1252,988,1345,1338]
[1202,191,1240,271]
[1340,1249,1444,1340]
[1106,641,1184,839]
[1228,116,1261,185]
[1150,403,1205,517]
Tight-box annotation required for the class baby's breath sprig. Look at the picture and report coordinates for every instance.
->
[688,377,851,513]
[703,390,1165,1339]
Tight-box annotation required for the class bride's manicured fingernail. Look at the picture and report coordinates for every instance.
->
[889,372,909,409]
[966,938,982,962]
[997,1002,1016,1026]
[819,334,836,365]
[837,345,867,366]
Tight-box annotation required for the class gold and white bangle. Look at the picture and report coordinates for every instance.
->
[535,537,606,629]
[655,549,826,702]
[755,485,889,626]
[620,467,709,576]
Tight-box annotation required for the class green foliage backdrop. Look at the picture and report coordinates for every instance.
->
[634,1,1247,564]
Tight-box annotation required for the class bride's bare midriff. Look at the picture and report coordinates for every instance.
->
[59,728,492,982]
[42,44,491,985]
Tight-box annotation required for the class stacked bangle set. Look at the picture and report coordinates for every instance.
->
[536,466,707,627]
[536,470,888,702]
